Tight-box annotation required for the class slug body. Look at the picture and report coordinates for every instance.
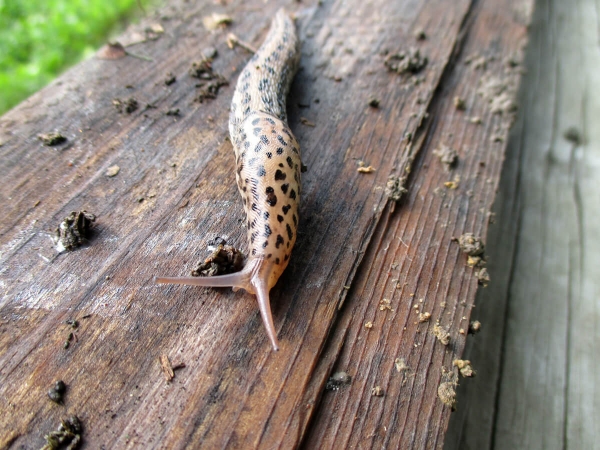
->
[156,10,301,351]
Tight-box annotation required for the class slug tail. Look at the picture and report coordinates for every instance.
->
[253,277,279,351]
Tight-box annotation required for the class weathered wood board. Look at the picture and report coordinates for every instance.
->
[0,0,532,448]
[446,0,600,448]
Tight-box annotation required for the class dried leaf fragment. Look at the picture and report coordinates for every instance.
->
[54,210,96,252]
[160,354,175,381]
[192,241,244,277]
[97,42,128,60]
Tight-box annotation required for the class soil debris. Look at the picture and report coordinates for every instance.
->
[385,175,407,205]
[379,298,393,311]
[54,210,96,252]
[371,386,384,397]
[444,175,460,189]
[364,321,373,329]
[202,47,218,60]
[457,233,485,256]
[165,108,180,116]
[395,358,409,373]
[47,380,67,404]
[105,165,120,177]
[432,324,450,345]
[192,241,244,277]
[164,73,177,86]
[384,48,428,75]
[203,12,232,30]
[468,320,482,334]
[357,161,376,173]
[41,415,82,450]
[326,371,352,391]
[453,359,476,377]
[414,29,427,40]
[368,97,380,108]
[39,132,67,147]
[438,371,458,410]
[478,75,517,115]
[190,59,229,102]
[418,312,431,323]
[476,267,490,287]
[433,145,458,169]
[113,97,139,114]
[453,96,466,110]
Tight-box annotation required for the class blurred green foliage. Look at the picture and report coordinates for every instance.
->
[0,0,141,114]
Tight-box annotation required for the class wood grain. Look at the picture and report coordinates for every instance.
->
[447,0,600,449]
[0,0,532,448]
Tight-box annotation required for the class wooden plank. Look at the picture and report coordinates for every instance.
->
[301,1,533,448]
[446,0,600,448]
[0,0,531,448]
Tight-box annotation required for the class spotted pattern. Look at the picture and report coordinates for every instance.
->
[229,9,301,285]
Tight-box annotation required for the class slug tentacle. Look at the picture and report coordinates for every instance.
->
[157,9,300,352]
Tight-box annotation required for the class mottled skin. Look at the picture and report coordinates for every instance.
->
[156,10,301,351]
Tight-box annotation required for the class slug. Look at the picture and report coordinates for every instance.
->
[156,9,301,351]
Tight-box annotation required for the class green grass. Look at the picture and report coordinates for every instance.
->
[0,0,143,115]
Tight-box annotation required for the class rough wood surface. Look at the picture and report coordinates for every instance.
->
[446,0,600,448]
[0,0,532,448]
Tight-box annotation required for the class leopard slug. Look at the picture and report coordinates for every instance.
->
[156,9,301,351]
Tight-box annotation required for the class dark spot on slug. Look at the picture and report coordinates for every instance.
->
[276,235,284,248]
[251,203,258,211]
[277,215,284,223]
[293,214,298,226]
[286,156,294,168]
[266,192,277,206]
[281,183,289,194]
[252,118,260,125]
[257,166,266,177]
[266,152,272,159]
[286,223,293,240]
[277,135,287,146]
[282,205,291,215]
[262,240,269,248]
[289,189,296,200]
[260,135,269,145]
[264,224,272,237]
[263,211,270,220]
[276,147,284,155]
[253,127,261,136]
[275,170,286,181]
[275,257,280,264]
[266,186,274,194]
